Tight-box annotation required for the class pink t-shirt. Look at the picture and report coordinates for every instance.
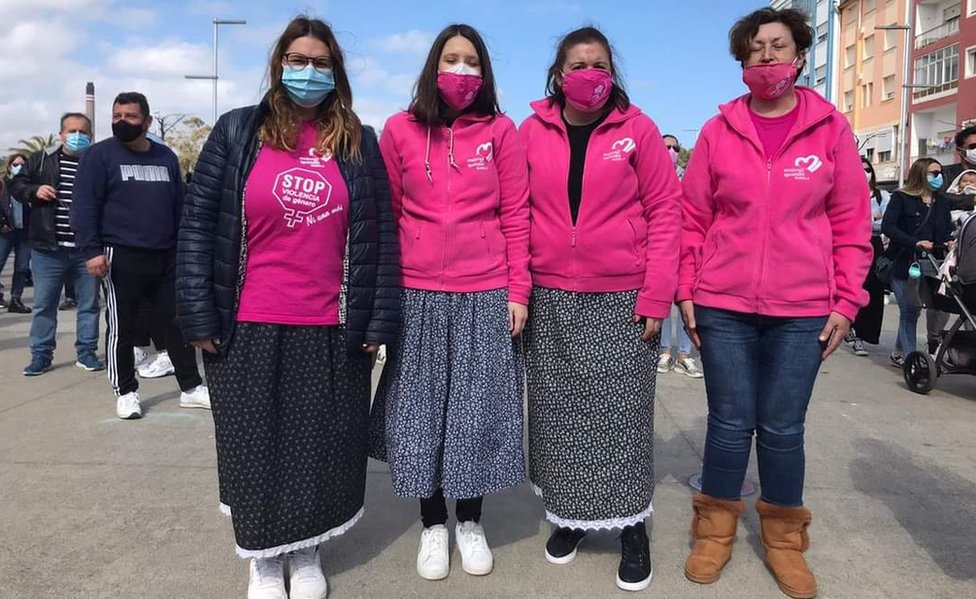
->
[750,104,800,159]
[236,124,350,325]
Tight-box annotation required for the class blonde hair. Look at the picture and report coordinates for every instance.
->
[901,158,940,197]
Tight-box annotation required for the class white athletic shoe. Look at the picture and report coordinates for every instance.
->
[287,546,328,599]
[675,356,704,379]
[248,556,286,599]
[179,385,211,410]
[455,521,493,576]
[133,346,150,369]
[657,353,674,374]
[116,391,142,420]
[138,351,174,379]
[417,524,450,580]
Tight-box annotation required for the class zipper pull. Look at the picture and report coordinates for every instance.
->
[572,229,577,248]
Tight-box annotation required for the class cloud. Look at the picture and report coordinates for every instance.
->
[107,41,213,77]
[374,30,433,55]
[348,56,415,97]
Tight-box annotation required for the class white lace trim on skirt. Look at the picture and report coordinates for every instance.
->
[532,484,653,531]
[233,507,364,559]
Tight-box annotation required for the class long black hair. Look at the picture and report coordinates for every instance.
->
[409,24,500,125]
[862,156,879,195]
[545,26,630,112]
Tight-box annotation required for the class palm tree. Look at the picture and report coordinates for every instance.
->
[8,134,57,155]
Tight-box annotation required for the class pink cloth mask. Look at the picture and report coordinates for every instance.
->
[742,60,798,101]
[561,68,613,112]
[437,63,483,111]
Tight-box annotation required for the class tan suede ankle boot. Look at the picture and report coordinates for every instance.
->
[756,498,817,598]
[684,493,745,584]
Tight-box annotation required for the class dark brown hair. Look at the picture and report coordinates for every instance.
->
[4,153,28,177]
[729,8,813,66]
[545,26,630,112]
[409,24,500,125]
[902,157,941,197]
[261,15,361,161]
[861,156,877,192]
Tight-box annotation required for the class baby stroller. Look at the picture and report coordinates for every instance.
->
[903,213,976,393]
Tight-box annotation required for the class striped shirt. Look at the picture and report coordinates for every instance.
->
[56,151,78,247]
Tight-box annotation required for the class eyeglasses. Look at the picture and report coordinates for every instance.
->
[928,170,943,177]
[665,144,679,151]
[961,143,976,151]
[863,169,872,174]
[283,52,333,73]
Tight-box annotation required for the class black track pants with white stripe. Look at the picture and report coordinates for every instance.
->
[102,246,203,396]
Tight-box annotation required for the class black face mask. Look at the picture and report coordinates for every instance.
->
[112,120,145,143]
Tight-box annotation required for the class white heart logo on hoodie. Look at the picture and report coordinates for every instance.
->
[794,155,823,173]
[611,137,636,153]
[476,142,494,162]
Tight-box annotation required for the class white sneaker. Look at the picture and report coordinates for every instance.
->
[675,356,704,379]
[116,391,142,420]
[657,353,674,374]
[417,524,450,580]
[180,385,211,410]
[138,351,174,379]
[287,546,328,599]
[455,521,493,576]
[133,346,149,369]
[248,556,286,599]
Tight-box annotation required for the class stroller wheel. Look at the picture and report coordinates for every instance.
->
[903,351,937,394]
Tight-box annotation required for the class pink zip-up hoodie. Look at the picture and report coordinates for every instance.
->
[678,87,872,322]
[380,111,531,304]
[519,99,683,318]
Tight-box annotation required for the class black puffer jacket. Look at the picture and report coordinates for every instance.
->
[7,147,61,251]
[176,101,401,353]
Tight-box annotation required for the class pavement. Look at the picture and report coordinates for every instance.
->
[1,280,975,599]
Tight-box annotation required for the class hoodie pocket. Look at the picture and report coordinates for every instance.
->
[627,218,646,267]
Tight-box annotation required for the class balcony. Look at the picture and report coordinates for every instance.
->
[915,18,960,49]
[913,79,958,100]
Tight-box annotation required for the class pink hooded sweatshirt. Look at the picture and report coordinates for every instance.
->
[678,87,872,322]
[519,99,683,318]
[380,111,531,304]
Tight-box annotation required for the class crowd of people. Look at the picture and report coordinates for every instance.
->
[2,5,976,599]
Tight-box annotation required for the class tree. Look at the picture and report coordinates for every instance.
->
[8,134,57,155]
[166,117,212,175]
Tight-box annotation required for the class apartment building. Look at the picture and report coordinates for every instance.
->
[771,0,841,101]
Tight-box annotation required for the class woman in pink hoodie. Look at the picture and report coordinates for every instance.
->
[519,26,683,592]
[370,24,530,582]
[678,9,872,598]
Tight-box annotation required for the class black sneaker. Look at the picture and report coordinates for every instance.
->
[545,527,587,565]
[616,522,652,592]
[7,298,30,314]
[58,298,77,311]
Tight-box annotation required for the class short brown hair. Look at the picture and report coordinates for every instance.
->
[728,8,813,65]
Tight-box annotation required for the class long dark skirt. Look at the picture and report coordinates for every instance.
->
[369,289,524,499]
[854,236,886,345]
[525,288,658,530]
[205,323,372,558]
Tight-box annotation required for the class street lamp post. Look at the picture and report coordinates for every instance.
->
[185,18,247,125]
[876,14,914,187]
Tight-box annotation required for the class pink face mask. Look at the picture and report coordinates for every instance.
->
[437,63,483,111]
[561,68,613,112]
[742,59,798,101]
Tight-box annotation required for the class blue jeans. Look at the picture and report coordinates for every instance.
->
[695,306,826,507]
[0,229,30,300]
[661,305,692,355]
[29,247,100,362]
[890,277,919,354]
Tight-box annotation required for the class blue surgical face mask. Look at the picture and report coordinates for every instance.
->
[65,132,91,154]
[281,65,335,108]
[10,164,22,176]
[927,174,944,190]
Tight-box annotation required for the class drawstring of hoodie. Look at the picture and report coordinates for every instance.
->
[423,126,461,185]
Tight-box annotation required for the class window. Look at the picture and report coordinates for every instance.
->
[844,90,854,112]
[864,0,876,13]
[817,23,828,44]
[879,150,892,162]
[884,29,899,52]
[970,0,976,17]
[862,82,874,107]
[864,35,875,61]
[815,65,826,86]
[913,44,960,97]
[866,148,876,161]
[967,46,976,79]
[846,44,856,68]
[883,75,896,99]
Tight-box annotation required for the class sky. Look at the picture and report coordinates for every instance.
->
[0,0,770,152]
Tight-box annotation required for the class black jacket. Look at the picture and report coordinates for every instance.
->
[176,102,401,353]
[7,146,62,251]
[881,189,953,280]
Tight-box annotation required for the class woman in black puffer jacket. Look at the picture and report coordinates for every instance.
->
[175,15,399,597]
